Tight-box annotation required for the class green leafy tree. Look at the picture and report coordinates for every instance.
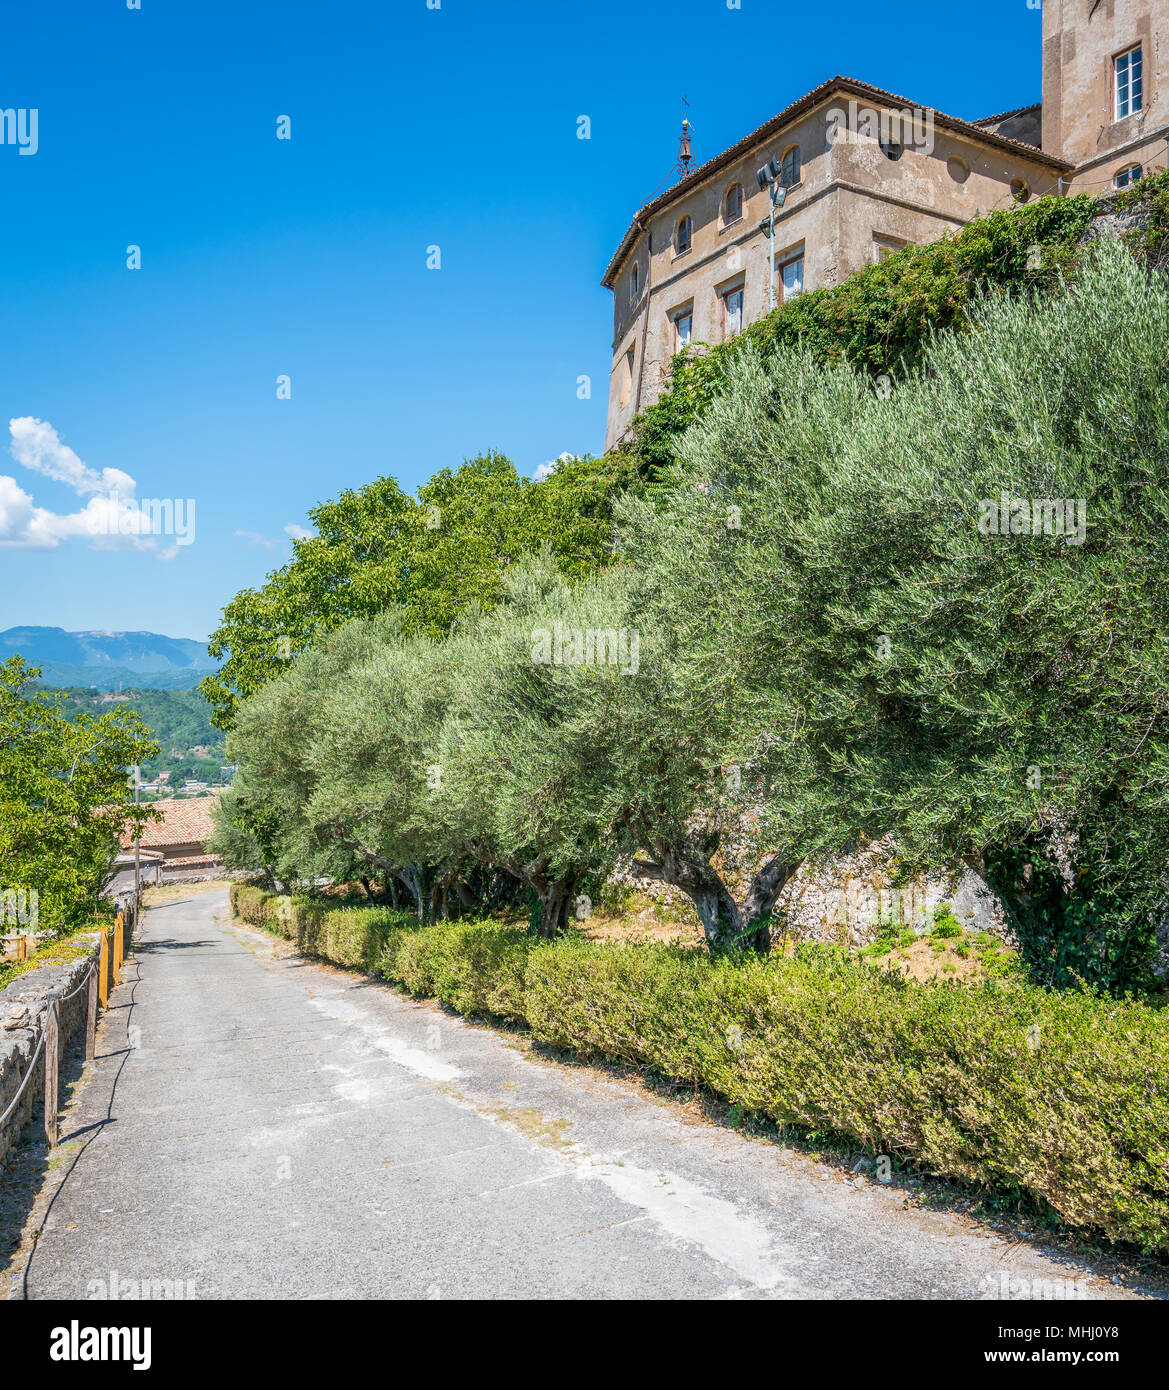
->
[202,451,629,730]
[625,192,1100,479]
[619,239,1169,986]
[430,562,638,935]
[0,658,159,934]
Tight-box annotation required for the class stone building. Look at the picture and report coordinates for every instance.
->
[603,2,1168,449]
[118,796,222,881]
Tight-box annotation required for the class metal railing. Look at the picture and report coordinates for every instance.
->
[0,905,131,1150]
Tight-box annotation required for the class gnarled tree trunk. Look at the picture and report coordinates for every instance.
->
[531,877,579,939]
[632,842,799,954]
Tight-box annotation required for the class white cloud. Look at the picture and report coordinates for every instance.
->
[0,417,172,555]
[234,523,311,549]
[533,451,576,482]
[235,529,279,549]
[9,416,135,498]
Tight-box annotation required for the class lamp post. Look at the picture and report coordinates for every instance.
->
[756,157,788,312]
[132,764,141,899]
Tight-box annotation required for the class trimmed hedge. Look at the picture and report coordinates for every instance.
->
[231,883,1169,1254]
[229,884,398,971]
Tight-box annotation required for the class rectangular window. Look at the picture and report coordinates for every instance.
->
[873,234,908,262]
[1115,46,1143,120]
[618,347,635,408]
[779,255,804,302]
[723,287,744,337]
[673,311,693,350]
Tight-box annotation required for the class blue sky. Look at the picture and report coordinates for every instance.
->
[0,0,1043,643]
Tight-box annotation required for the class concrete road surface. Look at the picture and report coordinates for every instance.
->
[12,890,1152,1300]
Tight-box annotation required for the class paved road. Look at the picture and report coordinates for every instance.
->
[15,891,1148,1299]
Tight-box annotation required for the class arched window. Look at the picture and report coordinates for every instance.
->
[1114,163,1143,189]
[630,261,640,299]
[779,145,801,188]
[723,182,744,225]
[675,215,693,255]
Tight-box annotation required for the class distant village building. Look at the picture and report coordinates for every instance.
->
[603,2,1167,447]
[119,796,221,881]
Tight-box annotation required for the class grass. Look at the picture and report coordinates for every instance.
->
[0,932,97,995]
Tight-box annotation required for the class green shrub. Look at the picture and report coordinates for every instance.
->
[230,881,410,971]
[931,904,964,940]
[231,887,1169,1253]
[625,192,1102,478]
[381,919,532,1020]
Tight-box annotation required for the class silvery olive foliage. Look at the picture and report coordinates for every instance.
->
[620,240,1169,987]
[218,240,1169,984]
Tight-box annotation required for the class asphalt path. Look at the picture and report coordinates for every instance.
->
[17,890,1149,1300]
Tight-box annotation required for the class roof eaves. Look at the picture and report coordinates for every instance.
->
[601,78,1071,287]
[973,102,1042,126]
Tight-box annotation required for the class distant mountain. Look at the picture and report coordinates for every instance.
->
[0,627,217,691]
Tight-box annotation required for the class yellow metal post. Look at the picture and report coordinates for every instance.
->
[98,927,110,1009]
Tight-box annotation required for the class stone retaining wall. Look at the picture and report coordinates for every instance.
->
[608,831,1012,948]
[0,935,100,1168]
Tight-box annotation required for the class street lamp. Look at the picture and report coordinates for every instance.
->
[130,764,141,899]
[756,157,788,312]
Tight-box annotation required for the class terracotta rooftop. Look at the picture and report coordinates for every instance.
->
[972,102,1043,126]
[602,76,1072,287]
[120,796,218,850]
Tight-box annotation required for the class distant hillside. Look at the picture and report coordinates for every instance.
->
[0,627,216,690]
[41,685,227,785]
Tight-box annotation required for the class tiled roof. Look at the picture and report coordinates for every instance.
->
[120,796,217,850]
[601,76,1071,287]
[973,102,1042,126]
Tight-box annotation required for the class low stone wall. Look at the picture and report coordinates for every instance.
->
[0,934,100,1168]
[608,832,1012,947]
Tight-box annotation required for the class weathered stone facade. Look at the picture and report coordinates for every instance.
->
[603,3,1169,448]
[1044,0,1167,188]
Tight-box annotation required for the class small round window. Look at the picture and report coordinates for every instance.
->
[947,155,970,184]
[880,139,903,161]
[1010,178,1031,203]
